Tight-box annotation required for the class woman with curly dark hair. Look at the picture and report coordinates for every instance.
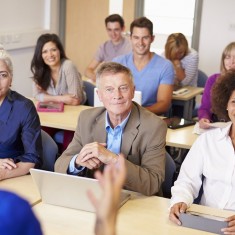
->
[31,33,86,105]
[169,70,235,232]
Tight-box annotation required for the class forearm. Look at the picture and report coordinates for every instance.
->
[0,162,35,180]
[43,94,80,105]
[145,101,171,115]
[124,160,164,196]
[85,68,96,82]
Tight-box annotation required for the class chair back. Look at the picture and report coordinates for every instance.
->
[162,151,176,198]
[83,81,95,106]
[41,130,58,171]
[197,70,208,87]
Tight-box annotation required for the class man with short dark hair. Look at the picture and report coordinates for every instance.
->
[84,14,132,83]
[113,17,174,115]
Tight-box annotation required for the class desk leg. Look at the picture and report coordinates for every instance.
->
[183,100,193,120]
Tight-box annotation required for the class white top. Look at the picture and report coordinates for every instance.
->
[170,122,235,210]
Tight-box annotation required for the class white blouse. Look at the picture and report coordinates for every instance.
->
[170,122,235,211]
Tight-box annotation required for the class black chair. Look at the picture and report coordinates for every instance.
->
[83,80,95,106]
[162,151,177,198]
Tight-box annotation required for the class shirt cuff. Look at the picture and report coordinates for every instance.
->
[68,154,85,174]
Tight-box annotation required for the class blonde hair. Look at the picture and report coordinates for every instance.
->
[0,45,13,77]
[220,42,235,74]
[165,33,188,60]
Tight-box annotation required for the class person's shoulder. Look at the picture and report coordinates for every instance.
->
[10,90,34,108]
[113,52,132,63]
[134,103,167,128]
[80,107,106,118]
[61,59,76,69]
[153,53,172,66]
[207,73,220,82]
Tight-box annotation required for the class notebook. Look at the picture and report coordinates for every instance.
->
[37,102,64,112]
[94,88,142,107]
[30,168,131,212]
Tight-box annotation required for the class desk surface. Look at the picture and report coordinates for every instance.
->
[33,194,233,235]
[0,174,41,206]
[166,125,198,149]
[172,86,204,101]
[34,100,198,149]
[33,100,91,131]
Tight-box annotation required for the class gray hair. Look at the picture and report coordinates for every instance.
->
[0,45,13,77]
[96,62,134,88]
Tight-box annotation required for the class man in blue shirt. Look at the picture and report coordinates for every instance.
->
[55,62,167,196]
[113,17,174,115]
[0,46,42,181]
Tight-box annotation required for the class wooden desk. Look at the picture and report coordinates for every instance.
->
[166,125,198,149]
[34,100,198,149]
[0,175,41,206]
[172,86,204,120]
[33,100,91,131]
[33,195,233,235]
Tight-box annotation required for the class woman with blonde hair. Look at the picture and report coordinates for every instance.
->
[163,32,199,87]
[198,42,235,129]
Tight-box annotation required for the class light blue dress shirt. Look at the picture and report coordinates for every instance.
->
[69,111,131,174]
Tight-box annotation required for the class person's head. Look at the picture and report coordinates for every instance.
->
[105,14,125,43]
[96,62,135,124]
[0,190,42,235]
[31,33,67,90]
[211,70,235,122]
[0,46,13,103]
[165,33,189,61]
[220,42,235,74]
[130,17,154,56]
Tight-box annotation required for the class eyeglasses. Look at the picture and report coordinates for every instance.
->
[0,71,10,80]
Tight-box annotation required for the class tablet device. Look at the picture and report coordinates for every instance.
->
[179,211,227,235]
[37,102,64,112]
[163,117,195,129]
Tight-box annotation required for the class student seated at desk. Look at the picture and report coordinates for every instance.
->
[113,17,174,115]
[169,71,235,233]
[0,46,42,181]
[162,33,199,88]
[55,62,167,196]
[84,14,132,83]
[198,42,235,129]
[31,33,86,151]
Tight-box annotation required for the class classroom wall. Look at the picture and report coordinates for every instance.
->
[0,0,60,97]
[1,0,235,97]
[198,0,235,76]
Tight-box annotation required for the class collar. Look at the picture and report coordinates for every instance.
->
[105,111,131,131]
[216,122,233,141]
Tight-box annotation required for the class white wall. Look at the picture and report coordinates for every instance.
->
[0,0,60,96]
[198,0,235,76]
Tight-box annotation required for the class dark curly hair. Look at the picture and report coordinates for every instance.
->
[211,70,235,121]
[31,33,67,90]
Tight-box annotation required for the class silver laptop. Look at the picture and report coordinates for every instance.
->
[30,168,131,212]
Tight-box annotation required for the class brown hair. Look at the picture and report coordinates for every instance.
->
[130,17,153,36]
[211,69,235,121]
[105,14,124,28]
[220,42,235,74]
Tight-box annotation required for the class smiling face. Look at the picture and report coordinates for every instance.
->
[130,27,154,56]
[41,41,61,68]
[97,72,134,125]
[0,60,12,104]
[106,22,124,44]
